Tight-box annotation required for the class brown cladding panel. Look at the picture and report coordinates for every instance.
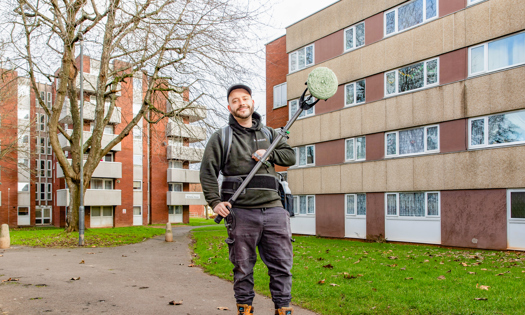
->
[440,119,467,153]
[439,0,466,17]
[365,73,384,104]
[365,13,383,46]
[441,189,507,250]
[316,139,345,166]
[366,133,384,161]
[315,194,345,238]
[366,192,385,239]
[315,30,344,65]
[440,48,468,85]
[315,84,344,115]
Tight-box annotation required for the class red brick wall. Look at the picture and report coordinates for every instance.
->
[266,36,289,129]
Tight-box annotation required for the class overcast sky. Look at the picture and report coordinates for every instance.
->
[252,0,339,122]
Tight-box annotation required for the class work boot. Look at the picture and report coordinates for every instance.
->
[237,304,254,315]
[275,306,293,315]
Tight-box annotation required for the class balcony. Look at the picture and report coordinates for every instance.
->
[58,130,121,151]
[59,100,121,125]
[73,73,121,96]
[166,122,206,143]
[166,146,204,163]
[57,160,122,179]
[167,192,206,206]
[57,189,122,207]
[167,169,200,183]
[168,94,207,122]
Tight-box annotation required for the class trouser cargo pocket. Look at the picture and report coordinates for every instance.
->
[225,237,235,263]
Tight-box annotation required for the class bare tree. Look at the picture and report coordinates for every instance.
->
[4,0,268,232]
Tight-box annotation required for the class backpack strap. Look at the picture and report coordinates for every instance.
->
[220,125,233,171]
[261,126,273,144]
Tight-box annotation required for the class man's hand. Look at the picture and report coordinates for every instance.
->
[213,201,232,217]
[252,149,268,161]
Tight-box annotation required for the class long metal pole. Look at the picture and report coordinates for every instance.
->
[79,35,85,246]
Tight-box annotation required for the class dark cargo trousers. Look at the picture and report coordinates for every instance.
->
[225,207,293,309]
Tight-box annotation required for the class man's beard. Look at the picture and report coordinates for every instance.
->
[232,105,254,119]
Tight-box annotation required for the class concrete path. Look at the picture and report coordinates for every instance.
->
[0,226,318,315]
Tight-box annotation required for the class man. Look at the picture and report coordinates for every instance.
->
[200,84,296,315]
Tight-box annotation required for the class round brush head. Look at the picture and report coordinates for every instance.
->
[307,67,338,100]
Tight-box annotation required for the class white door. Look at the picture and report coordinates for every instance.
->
[133,206,143,226]
[508,190,525,250]
[35,207,52,225]
[344,194,367,239]
[90,206,113,228]
[169,205,183,223]
[18,207,30,226]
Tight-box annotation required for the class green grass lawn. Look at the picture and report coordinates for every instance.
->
[150,217,217,227]
[191,227,525,315]
[10,226,165,247]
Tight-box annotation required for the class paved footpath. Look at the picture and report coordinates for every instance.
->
[0,226,318,315]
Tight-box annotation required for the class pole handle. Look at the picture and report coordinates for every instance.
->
[214,205,231,224]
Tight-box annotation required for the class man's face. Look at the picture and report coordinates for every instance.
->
[228,89,254,120]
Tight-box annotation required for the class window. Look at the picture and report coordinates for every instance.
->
[293,195,315,215]
[386,192,440,217]
[47,183,52,200]
[47,160,52,178]
[346,194,366,215]
[91,179,113,190]
[295,145,315,166]
[133,181,142,190]
[273,83,287,109]
[40,114,46,131]
[40,137,46,154]
[169,138,183,146]
[19,109,29,120]
[18,182,29,192]
[384,0,438,36]
[133,127,142,140]
[169,183,183,192]
[345,80,366,107]
[47,138,52,155]
[35,183,39,200]
[21,134,29,144]
[169,160,183,169]
[468,32,525,76]
[40,91,45,104]
[289,99,314,119]
[289,44,314,73]
[104,125,114,135]
[468,110,525,149]
[40,159,46,177]
[18,158,29,168]
[133,206,142,216]
[47,92,52,107]
[169,205,183,214]
[40,183,46,200]
[385,58,439,96]
[133,154,143,165]
[345,137,366,161]
[101,152,114,162]
[509,190,525,219]
[344,22,365,52]
[386,125,439,157]
[468,0,485,5]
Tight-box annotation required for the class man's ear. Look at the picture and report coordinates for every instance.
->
[227,104,232,113]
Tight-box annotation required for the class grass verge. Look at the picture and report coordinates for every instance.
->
[191,227,525,315]
[151,217,217,227]
[10,226,165,247]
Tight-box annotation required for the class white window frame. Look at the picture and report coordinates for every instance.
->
[40,159,46,177]
[169,183,183,192]
[35,183,40,200]
[18,182,30,192]
[345,136,366,162]
[47,160,52,178]
[344,79,366,107]
[468,0,485,5]
[508,189,525,222]
[133,180,142,191]
[294,145,315,167]
[468,31,525,77]
[293,195,315,216]
[47,183,52,200]
[133,126,142,140]
[40,114,46,131]
[289,99,315,120]
[384,0,439,37]
[345,193,367,216]
[385,58,440,97]
[133,154,143,165]
[90,178,113,190]
[40,137,46,154]
[289,44,315,73]
[40,183,46,201]
[468,110,525,149]
[385,124,440,157]
[273,83,287,109]
[46,138,52,155]
[385,191,440,218]
[169,160,183,169]
[344,22,366,52]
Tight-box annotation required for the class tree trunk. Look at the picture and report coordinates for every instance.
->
[66,183,81,232]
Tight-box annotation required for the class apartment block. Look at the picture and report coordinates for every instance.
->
[0,55,207,228]
[266,0,525,251]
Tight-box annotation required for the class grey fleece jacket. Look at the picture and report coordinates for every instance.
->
[199,112,296,210]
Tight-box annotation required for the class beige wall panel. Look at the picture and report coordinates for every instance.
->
[385,0,408,10]
[288,119,303,147]
[465,0,491,46]
[287,70,310,100]
[362,161,387,192]
[442,153,458,189]
[489,66,525,114]
[413,86,444,126]
[302,167,322,195]
[413,154,445,191]
[411,19,445,63]
[466,150,493,189]
[386,158,414,191]
[489,146,525,188]
[385,94,413,131]
[288,168,304,195]
[320,111,341,142]
[287,15,322,52]
[334,50,364,87]
[360,41,386,77]
[341,162,363,192]
[384,29,414,71]
[360,0,387,21]
[307,115,322,144]
[362,100,386,135]
[442,14,455,52]
[453,9,467,49]
[465,75,491,117]
[489,0,525,39]
[443,82,465,121]
[321,165,342,194]
[340,106,363,138]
